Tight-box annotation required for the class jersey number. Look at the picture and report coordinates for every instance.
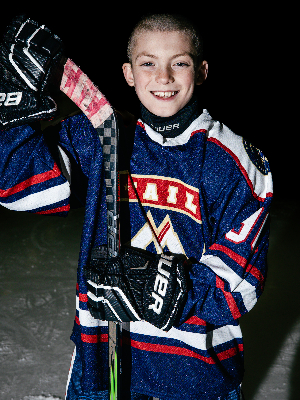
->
[225,208,267,249]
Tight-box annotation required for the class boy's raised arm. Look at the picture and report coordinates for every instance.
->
[0,16,97,216]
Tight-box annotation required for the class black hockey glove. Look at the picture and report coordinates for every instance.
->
[84,246,188,331]
[0,15,64,130]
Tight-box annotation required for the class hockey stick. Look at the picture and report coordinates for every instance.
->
[60,58,121,400]
[96,106,121,400]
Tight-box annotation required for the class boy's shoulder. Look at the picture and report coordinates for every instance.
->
[205,110,270,177]
[203,110,272,201]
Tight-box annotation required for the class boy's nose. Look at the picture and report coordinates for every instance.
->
[155,67,175,84]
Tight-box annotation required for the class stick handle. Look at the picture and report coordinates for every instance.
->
[60,59,122,399]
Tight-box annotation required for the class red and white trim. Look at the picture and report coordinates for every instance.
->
[207,122,273,201]
[200,252,258,312]
[76,293,108,328]
[125,320,242,351]
[0,181,70,211]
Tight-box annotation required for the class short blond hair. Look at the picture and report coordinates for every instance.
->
[127,14,203,66]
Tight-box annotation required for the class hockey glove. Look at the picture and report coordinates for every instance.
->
[0,15,64,130]
[84,246,188,331]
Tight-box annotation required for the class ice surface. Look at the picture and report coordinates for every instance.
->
[24,396,62,400]
[0,207,83,400]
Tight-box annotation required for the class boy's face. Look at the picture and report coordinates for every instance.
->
[123,30,208,118]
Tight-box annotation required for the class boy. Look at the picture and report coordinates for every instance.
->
[0,13,272,400]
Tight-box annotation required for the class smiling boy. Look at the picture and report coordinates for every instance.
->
[122,30,208,118]
[0,13,272,400]
[70,15,272,400]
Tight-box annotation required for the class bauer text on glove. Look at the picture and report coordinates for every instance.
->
[84,246,188,331]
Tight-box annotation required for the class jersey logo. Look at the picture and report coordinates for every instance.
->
[131,211,185,255]
[0,92,22,106]
[243,139,270,175]
[120,172,202,224]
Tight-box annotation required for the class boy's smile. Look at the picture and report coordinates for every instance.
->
[123,31,208,118]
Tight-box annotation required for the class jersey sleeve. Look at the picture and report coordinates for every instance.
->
[0,122,71,215]
[180,123,273,326]
[0,113,99,216]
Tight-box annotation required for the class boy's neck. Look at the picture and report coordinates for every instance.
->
[140,96,199,138]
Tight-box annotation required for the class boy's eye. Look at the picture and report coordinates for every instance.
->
[174,62,190,67]
[141,62,154,67]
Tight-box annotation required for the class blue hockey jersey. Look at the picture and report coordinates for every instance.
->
[0,107,272,399]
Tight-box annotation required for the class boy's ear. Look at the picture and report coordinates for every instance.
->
[196,60,208,85]
[122,63,135,87]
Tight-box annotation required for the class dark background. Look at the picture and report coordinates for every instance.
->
[0,3,296,198]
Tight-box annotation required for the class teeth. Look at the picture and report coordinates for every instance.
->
[153,91,176,98]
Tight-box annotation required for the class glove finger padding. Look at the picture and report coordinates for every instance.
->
[84,246,188,331]
[0,15,64,129]
[84,246,142,323]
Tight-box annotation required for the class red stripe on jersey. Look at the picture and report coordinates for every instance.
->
[217,343,244,361]
[210,243,247,268]
[210,244,264,286]
[246,264,264,283]
[185,316,207,326]
[81,333,108,343]
[128,338,214,364]
[216,276,241,319]
[0,162,61,198]
[125,337,242,364]
[246,264,265,290]
[78,292,88,302]
[36,204,70,214]
[76,285,88,304]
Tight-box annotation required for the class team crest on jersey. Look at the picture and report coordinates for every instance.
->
[243,139,270,175]
[131,211,186,255]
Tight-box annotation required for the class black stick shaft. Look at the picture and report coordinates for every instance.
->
[97,114,122,400]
